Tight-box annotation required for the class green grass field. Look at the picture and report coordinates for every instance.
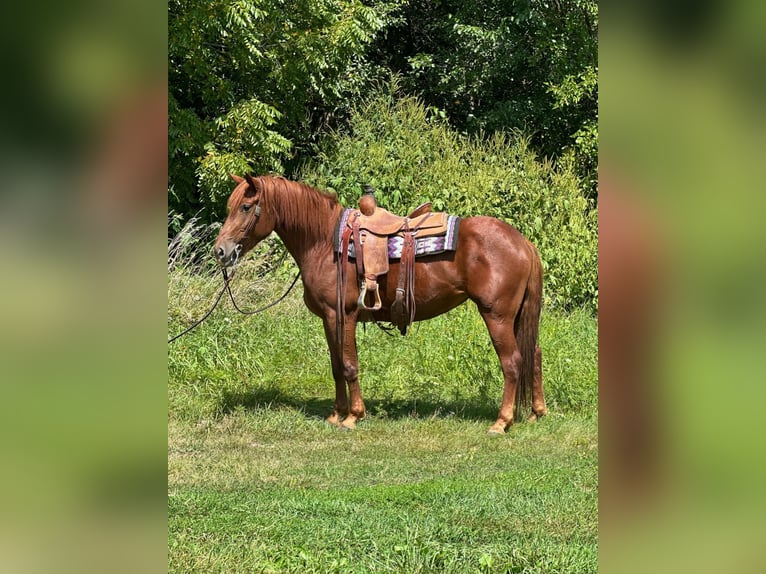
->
[168,266,598,573]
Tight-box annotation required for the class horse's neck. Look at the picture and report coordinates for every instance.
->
[271,192,341,269]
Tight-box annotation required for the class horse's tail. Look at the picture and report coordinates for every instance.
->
[515,240,543,421]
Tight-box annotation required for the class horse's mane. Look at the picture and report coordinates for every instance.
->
[237,175,340,240]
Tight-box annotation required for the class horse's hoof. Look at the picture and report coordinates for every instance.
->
[325,414,341,426]
[487,426,505,436]
[340,418,357,431]
[527,409,547,423]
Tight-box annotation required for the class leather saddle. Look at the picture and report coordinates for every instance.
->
[337,188,449,334]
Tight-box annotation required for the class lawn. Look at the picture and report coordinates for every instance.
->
[168,268,598,573]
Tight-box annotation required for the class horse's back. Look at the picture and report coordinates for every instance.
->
[455,216,538,307]
[452,215,536,272]
[369,216,536,321]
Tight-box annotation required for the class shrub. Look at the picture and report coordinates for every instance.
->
[300,86,597,312]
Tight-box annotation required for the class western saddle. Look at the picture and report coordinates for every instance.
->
[337,186,450,335]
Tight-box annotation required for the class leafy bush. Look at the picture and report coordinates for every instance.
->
[300,86,597,311]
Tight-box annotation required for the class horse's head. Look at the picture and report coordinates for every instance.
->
[213,174,276,267]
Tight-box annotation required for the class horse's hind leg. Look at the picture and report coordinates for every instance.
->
[527,346,548,422]
[479,309,523,435]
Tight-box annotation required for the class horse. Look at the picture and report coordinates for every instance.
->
[213,174,547,434]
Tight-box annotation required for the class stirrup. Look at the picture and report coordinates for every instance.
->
[357,277,382,311]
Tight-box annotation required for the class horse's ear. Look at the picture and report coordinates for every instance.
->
[230,174,245,184]
[244,173,258,191]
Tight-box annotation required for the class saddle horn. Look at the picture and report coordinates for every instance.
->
[359,184,377,216]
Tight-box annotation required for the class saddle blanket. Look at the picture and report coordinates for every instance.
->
[333,208,461,260]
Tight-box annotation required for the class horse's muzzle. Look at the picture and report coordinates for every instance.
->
[213,242,242,267]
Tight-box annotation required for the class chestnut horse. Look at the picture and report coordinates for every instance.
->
[214,175,546,434]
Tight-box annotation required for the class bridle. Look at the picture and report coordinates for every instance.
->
[240,194,262,236]
[168,189,302,344]
[219,187,262,266]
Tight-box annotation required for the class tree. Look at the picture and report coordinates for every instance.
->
[169,0,403,221]
[168,0,599,220]
[368,0,598,196]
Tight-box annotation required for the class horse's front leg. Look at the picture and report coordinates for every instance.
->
[339,318,365,430]
[322,316,348,426]
[321,311,365,429]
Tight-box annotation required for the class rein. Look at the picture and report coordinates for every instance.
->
[168,261,301,344]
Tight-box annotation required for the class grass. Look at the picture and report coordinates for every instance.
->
[168,412,596,573]
[168,252,598,573]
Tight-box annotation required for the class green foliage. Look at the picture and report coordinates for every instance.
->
[548,65,598,194]
[196,96,291,217]
[369,0,598,196]
[169,0,404,220]
[300,87,597,311]
[169,0,598,220]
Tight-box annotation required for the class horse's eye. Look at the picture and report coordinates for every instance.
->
[241,204,251,213]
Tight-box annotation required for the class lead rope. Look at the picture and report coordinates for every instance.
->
[168,274,230,343]
[168,262,301,343]
[225,269,301,315]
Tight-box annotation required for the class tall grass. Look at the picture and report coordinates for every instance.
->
[168,220,597,423]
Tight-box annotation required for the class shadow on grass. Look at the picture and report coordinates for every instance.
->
[220,386,500,423]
